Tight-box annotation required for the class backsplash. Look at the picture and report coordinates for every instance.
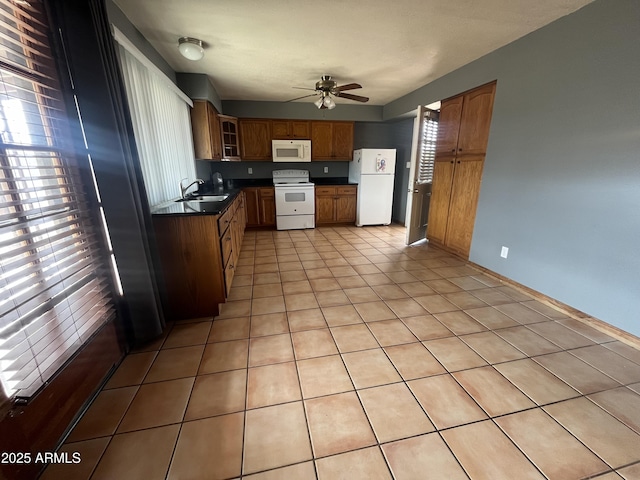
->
[196,160,350,181]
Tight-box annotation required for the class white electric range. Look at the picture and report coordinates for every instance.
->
[272,169,315,230]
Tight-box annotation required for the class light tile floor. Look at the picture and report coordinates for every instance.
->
[42,225,640,480]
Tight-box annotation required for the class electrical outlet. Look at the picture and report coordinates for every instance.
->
[248,167,253,174]
[500,246,509,258]
[324,167,329,173]
[406,162,411,169]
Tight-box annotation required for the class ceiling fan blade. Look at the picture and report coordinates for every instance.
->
[286,93,318,102]
[337,92,369,103]
[292,87,318,91]
[335,83,362,92]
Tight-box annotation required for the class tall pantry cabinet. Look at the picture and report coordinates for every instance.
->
[427,81,496,258]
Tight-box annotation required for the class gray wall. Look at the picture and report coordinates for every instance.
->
[176,73,223,112]
[198,161,350,182]
[389,118,415,224]
[353,122,394,149]
[106,0,176,83]
[385,0,640,336]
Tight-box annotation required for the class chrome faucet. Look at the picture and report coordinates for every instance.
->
[180,178,204,199]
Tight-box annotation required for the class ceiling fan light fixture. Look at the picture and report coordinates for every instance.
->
[178,37,204,61]
[290,76,366,109]
[324,95,335,109]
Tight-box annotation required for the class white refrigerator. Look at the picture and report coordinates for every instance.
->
[349,149,397,226]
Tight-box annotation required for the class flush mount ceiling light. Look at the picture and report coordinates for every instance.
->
[178,37,204,61]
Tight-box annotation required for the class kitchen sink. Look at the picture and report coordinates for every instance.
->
[177,194,229,202]
[179,200,226,213]
[174,194,230,213]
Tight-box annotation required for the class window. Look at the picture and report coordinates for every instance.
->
[113,27,196,208]
[417,108,439,184]
[0,0,116,399]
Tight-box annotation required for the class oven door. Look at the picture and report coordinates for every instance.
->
[274,186,315,215]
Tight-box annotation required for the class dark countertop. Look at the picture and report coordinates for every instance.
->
[151,188,241,216]
[310,177,357,185]
[151,178,357,216]
[223,177,356,187]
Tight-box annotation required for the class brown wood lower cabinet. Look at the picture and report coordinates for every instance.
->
[244,186,276,227]
[444,155,485,255]
[427,155,485,257]
[315,185,357,225]
[427,159,456,245]
[153,192,246,319]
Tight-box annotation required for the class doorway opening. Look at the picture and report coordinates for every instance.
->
[405,103,440,244]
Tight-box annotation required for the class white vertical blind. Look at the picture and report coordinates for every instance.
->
[114,38,196,208]
[417,109,439,184]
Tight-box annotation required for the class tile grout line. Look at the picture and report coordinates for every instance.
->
[62,225,640,479]
[161,321,214,479]
[253,227,635,478]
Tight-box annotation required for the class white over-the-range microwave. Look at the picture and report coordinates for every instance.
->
[272,139,311,162]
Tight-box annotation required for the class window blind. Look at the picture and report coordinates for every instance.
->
[114,30,196,208]
[0,0,116,399]
[417,108,439,184]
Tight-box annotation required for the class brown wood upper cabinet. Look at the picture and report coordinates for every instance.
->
[239,119,272,161]
[235,118,353,161]
[219,114,241,161]
[190,100,222,160]
[427,81,496,259]
[435,82,496,158]
[272,120,310,139]
[310,121,354,161]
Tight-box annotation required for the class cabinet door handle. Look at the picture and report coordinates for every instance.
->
[458,148,462,151]
[450,160,454,164]
[451,149,455,153]
[457,161,461,164]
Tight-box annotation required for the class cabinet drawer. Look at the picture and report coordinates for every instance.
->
[315,186,336,196]
[217,208,233,233]
[337,186,356,195]
[221,230,233,266]
[259,187,274,198]
[229,196,238,215]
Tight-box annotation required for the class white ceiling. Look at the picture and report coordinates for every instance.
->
[114,0,594,106]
